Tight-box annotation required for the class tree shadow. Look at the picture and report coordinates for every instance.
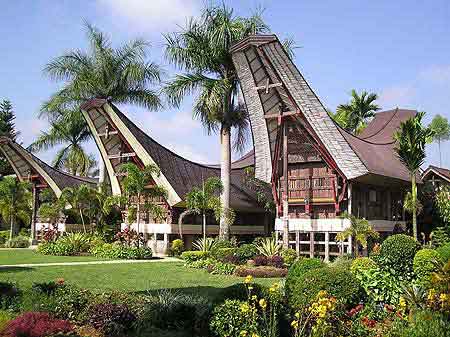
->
[0,266,34,273]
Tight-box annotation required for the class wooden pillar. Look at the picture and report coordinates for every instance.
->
[30,184,39,245]
[295,230,300,254]
[324,231,330,262]
[309,231,314,258]
[282,122,289,248]
[347,183,353,215]
[386,190,392,220]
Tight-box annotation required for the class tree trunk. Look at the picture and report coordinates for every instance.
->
[137,193,140,248]
[9,212,14,241]
[79,209,87,233]
[203,212,207,242]
[411,173,418,240]
[219,126,231,241]
[439,139,442,167]
[178,209,194,239]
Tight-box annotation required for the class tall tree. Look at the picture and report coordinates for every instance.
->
[334,89,380,134]
[185,176,224,241]
[164,4,268,240]
[41,22,163,181]
[118,163,167,247]
[29,110,97,176]
[429,114,450,167]
[0,100,20,176]
[394,111,434,240]
[60,184,97,233]
[0,177,31,240]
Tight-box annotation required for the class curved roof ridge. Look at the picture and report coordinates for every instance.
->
[109,103,254,172]
[360,108,400,140]
[332,119,396,146]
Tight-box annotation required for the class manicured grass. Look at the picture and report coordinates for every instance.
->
[0,248,111,265]
[0,261,279,299]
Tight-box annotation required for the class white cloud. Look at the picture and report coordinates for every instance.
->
[378,85,416,109]
[97,0,200,32]
[419,65,450,84]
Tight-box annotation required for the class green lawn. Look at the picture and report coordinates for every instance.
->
[0,249,111,265]
[0,250,279,299]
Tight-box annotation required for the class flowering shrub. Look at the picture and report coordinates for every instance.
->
[291,290,337,337]
[114,228,144,247]
[42,226,59,242]
[1,312,73,337]
[87,303,136,336]
[210,276,282,337]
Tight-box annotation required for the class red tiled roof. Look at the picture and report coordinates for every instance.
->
[423,165,450,182]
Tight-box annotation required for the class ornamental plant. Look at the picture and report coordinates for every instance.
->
[413,249,443,286]
[2,312,73,337]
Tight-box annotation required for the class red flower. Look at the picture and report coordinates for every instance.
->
[56,278,65,285]
[3,312,73,337]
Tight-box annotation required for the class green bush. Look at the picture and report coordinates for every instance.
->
[281,248,298,266]
[287,266,363,310]
[387,310,450,337]
[413,249,443,286]
[212,247,237,262]
[0,310,15,331]
[350,257,378,276]
[37,241,76,256]
[210,299,253,337]
[37,233,105,256]
[378,234,420,278]
[287,258,324,279]
[0,231,9,245]
[207,261,236,275]
[235,243,258,262]
[0,282,19,309]
[90,243,152,259]
[171,239,184,257]
[355,266,403,304]
[5,235,30,248]
[430,227,449,248]
[137,290,212,336]
[180,250,210,263]
[436,242,450,262]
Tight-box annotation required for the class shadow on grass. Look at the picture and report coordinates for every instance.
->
[0,266,34,273]
[133,283,262,303]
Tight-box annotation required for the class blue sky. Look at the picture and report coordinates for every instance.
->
[1,0,449,169]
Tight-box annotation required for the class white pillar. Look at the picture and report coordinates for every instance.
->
[347,183,353,215]
[309,231,314,258]
[347,235,353,255]
[324,231,330,262]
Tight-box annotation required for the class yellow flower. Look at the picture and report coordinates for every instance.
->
[244,275,253,284]
[240,331,248,336]
[439,293,447,303]
[251,334,259,337]
[399,296,407,309]
[252,295,258,301]
[295,312,300,319]
[259,298,267,309]
[428,289,436,302]
[240,303,250,313]
[248,286,254,290]
[291,320,299,328]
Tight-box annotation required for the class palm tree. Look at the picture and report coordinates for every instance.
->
[394,112,434,240]
[0,177,31,241]
[164,4,268,240]
[60,184,97,233]
[185,176,223,241]
[41,22,163,181]
[336,212,379,257]
[429,114,450,167]
[335,89,380,134]
[42,22,163,115]
[118,163,167,247]
[29,110,97,176]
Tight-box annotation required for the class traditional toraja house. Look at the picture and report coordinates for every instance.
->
[80,99,270,252]
[422,165,450,189]
[230,34,418,260]
[0,137,97,243]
